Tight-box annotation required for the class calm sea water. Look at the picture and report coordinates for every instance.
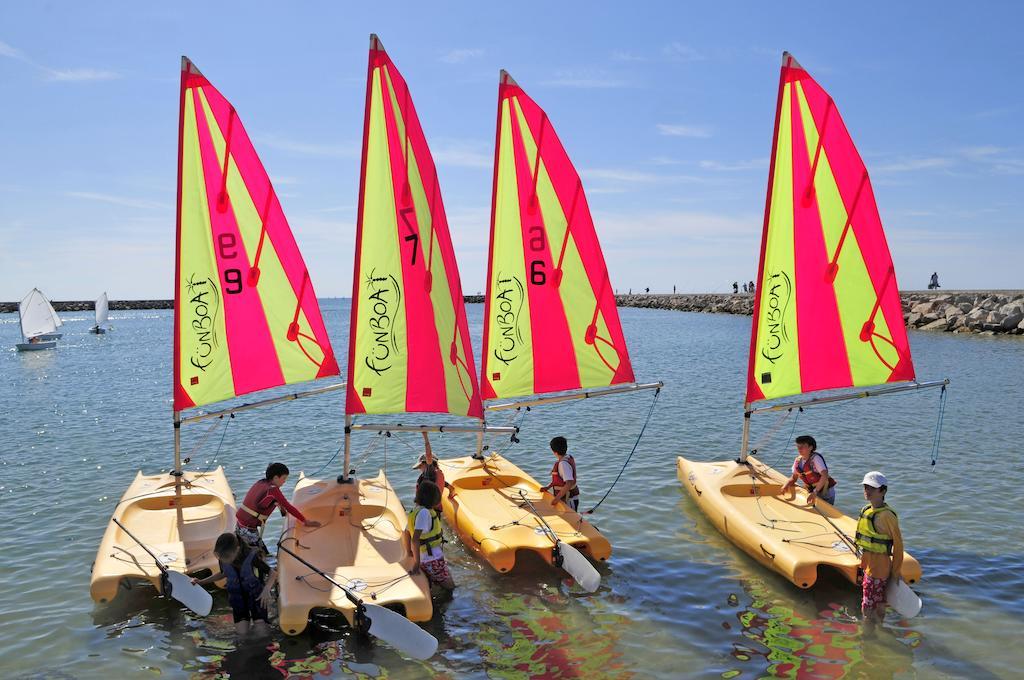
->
[1,300,1022,679]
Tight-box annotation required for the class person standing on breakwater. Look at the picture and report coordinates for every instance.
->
[236,463,321,554]
[928,272,940,289]
[749,280,755,294]
[780,435,837,506]
[733,282,739,294]
[856,471,903,625]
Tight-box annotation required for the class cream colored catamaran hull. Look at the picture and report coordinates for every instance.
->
[277,470,432,635]
[676,455,921,589]
[439,453,611,574]
[90,468,236,603]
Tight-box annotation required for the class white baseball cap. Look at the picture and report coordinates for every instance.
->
[862,471,888,488]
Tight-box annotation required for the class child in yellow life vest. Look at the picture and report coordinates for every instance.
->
[857,471,903,622]
[406,481,454,591]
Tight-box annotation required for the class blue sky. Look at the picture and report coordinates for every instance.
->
[1,1,1021,301]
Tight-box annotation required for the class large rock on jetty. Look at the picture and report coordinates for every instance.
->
[614,291,1024,336]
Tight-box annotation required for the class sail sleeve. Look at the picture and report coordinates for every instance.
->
[479,72,635,401]
[345,36,482,418]
[745,53,915,405]
[173,57,339,411]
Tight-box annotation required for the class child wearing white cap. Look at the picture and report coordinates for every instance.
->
[856,471,903,623]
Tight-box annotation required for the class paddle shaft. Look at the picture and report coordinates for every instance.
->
[276,541,362,608]
[113,518,168,575]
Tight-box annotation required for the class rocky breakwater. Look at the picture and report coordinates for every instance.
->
[902,292,1024,335]
[0,299,174,313]
[616,291,1024,336]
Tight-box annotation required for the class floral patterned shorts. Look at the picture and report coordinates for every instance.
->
[862,574,888,612]
[421,557,452,585]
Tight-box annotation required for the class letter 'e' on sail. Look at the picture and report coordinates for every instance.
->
[173,57,339,410]
[480,71,635,401]
[346,35,482,418]
[746,53,915,404]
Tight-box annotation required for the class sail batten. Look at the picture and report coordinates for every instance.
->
[481,73,634,401]
[174,58,338,411]
[346,37,482,418]
[746,54,914,405]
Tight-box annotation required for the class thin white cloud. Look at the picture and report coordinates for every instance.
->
[873,157,952,173]
[0,39,121,82]
[541,69,628,89]
[432,141,491,169]
[662,42,705,62]
[699,158,767,171]
[611,49,646,62]
[66,191,169,210]
[582,168,704,184]
[45,67,120,82]
[256,134,357,158]
[657,123,712,138]
[439,48,483,64]
[957,146,1024,175]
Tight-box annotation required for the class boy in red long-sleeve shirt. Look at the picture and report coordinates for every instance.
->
[235,463,320,554]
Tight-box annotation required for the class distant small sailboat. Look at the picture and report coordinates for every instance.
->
[90,292,109,334]
[91,56,340,608]
[439,71,661,584]
[677,53,947,591]
[16,288,60,351]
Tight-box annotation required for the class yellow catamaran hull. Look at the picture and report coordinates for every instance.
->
[439,454,611,573]
[277,470,432,634]
[676,455,921,589]
[90,467,236,603]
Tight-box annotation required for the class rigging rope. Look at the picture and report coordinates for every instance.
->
[930,383,948,466]
[582,387,660,515]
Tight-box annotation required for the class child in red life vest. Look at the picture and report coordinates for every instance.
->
[539,436,580,512]
[235,463,320,553]
[412,433,455,510]
[406,481,454,591]
[194,532,275,636]
[780,435,837,506]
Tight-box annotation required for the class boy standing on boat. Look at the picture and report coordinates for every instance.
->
[235,463,320,553]
[857,471,903,623]
[412,433,455,509]
[540,436,580,512]
[780,435,836,506]
[407,481,455,592]
[194,532,276,636]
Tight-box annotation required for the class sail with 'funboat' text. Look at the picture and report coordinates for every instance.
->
[173,57,339,411]
[480,71,635,402]
[346,35,482,419]
[746,53,915,406]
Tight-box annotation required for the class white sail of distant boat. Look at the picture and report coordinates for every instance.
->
[16,288,60,351]
[90,292,109,334]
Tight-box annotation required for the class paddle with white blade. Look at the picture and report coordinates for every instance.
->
[112,518,213,616]
[518,490,601,592]
[811,505,922,619]
[277,541,438,660]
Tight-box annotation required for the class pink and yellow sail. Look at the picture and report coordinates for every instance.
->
[746,53,915,405]
[346,36,482,418]
[480,72,635,401]
[173,57,339,411]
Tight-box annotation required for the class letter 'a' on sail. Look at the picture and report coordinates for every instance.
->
[480,71,635,401]
[346,35,482,418]
[746,53,915,405]
[173,57,339,411]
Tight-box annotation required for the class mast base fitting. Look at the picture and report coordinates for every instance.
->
[171,470,184,477]
[336,474,355,485]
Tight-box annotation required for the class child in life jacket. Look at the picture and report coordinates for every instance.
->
[539,436,580,512]
[411,432,455,510]
[235,463,320,553]
[857,471,903,623]
[780,435,837,506]
[406,481,454,592]
[194,532,276,636]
